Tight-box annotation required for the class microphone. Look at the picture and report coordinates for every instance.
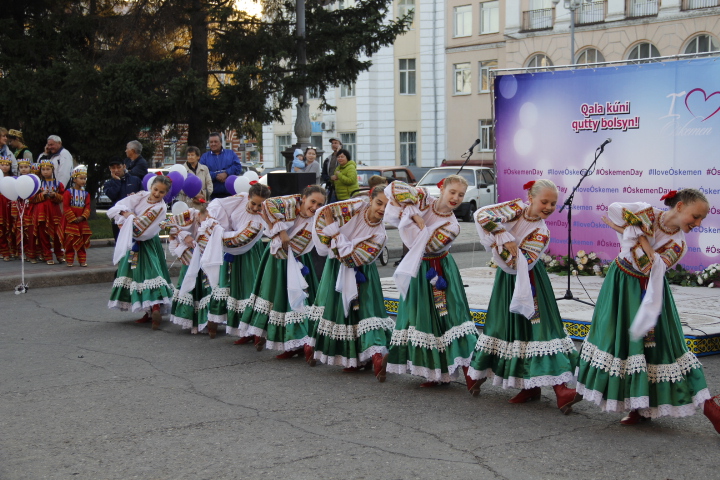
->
[598,138,611,150]
[461,139,481,157]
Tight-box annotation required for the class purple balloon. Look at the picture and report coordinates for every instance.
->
[165,171,185,202]
[225,175,238,196]
[143,173,156,191]
[182,173,203,199]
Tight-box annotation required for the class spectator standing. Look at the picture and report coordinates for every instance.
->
[321,137,342,201]
[104,158,142,240]
[8,129,30,175]
[303,147,321,184]
[176,146,213,207]
[124,140,148,180]
[200,132,242,199]
[331,148,359,201]
[37,135,74,187]
[0,128,17,175]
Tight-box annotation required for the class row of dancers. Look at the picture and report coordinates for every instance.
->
[0,158,92,266]
[106,173,720,433]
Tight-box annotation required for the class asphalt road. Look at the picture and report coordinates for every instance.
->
[2,266,720,480]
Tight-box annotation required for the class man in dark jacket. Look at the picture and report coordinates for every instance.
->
[124,140,148,180]
[104,158,142,240]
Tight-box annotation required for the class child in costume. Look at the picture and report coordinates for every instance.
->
[0,155,16,260]
[572,189,720,432]
[305,186,394,378]
[32,159,65,264]
[12,159,37,263]
[378,176,478,387]
[108,175,174,330]
[238,185,326,358]
[60,166,92,267]
[466,179,579,413]
[204,183,271,343]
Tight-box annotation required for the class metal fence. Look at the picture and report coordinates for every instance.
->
[575,1,606,25]
[627,0,658,17]
[522,8,554,32]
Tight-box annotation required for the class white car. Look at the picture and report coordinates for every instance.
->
[416,167,496,221]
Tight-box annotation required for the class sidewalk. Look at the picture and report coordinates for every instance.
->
[0,221,488,291]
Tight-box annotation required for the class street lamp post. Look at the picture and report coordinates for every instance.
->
[554,0,580,65]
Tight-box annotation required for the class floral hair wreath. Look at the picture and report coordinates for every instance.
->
[660,190,677,201]
[523,180,536,191]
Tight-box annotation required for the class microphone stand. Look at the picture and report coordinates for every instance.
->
[556,142,609,306]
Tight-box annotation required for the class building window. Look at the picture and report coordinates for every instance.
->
[628,0,658,17]
[479,60,497,93]
[399,59,416,95]
[277,134,292,167]
[399,132,417,166]
[523,0,554,31]
[627,42,661,63]
[576,48,605,65]
[453,62,472,95]
[479,120,495,151]
[684,34,720,54]
[307,86,320,100]
[340,132,356,160]
[311,135,323,149]
[480,1,499,34]
[683,0,719,10]
[398,0,415,26]
[340,83,355,98]
[526,54,553,72]
[454,5,472,37]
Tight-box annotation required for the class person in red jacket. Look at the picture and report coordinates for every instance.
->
[33,158,66,264]
[61,166,92,267]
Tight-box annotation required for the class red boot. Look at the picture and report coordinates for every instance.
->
[151,305,162,331]
[304,344,316,367]
[207,321,218,339]
[234,336,253,345]
[276,349,302,360]
[462,366,486,397]
[553,383,581,415]
[620,410,650,425]
[135,313,151,324]
[254,336,266,351]
[509,387,541,403]
[704,395,720,434]
[373,353,386,382]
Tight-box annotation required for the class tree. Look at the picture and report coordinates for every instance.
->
[0,0,410,196]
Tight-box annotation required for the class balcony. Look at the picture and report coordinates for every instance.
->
[627,0,658,18]
[522,8,554,32]
[575,1,606,25]
[681,0,719,9]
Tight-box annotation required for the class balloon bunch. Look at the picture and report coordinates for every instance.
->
[0,174,42,201]
[226,171,260,196]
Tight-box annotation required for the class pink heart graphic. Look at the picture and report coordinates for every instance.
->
[685,88,720,122]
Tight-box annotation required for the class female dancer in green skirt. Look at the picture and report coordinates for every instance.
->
[379,176,478,387]
[108,175,174,330]
[466,179,579,413]
[238,185,326,359]
[203,184,271,342]
[573,189,720,432]
[305,186,394,378]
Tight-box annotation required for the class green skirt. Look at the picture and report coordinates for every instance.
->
[238,248,318,351]
[308,258,395,367]
[468,262,579,389]
[576,260,710,418]
[169,264,213,330]
[108,236,173,313]
[208,241,266,334]
[386,253,478,382]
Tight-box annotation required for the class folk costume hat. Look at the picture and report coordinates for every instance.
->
[8,129,24,142]
[0,156,11,166]
[39,158,54,169]
[72,165,88,178]
[17,158,32,167]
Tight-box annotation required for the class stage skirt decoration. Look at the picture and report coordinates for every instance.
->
[308,258,395,367]
[467,262,579,389]
[575,260,710,418]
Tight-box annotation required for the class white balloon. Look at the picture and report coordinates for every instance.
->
[243,170,259,183]
[168,164,188,180]
[0,170,3,179]
[15,175,37,200]
[234,176,251,194]
[171,201,189,216]
[0,176,17,200]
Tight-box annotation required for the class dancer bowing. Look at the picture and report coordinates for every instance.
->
[108,175,174,330]
[466,179,579,413]
[573,189,720,431]
[238,185,326,358]
[306,186,394,378]
[379,176,478,387]
[204,184,271,341]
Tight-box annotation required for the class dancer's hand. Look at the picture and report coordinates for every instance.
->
[503,241,518,259]
[184,236,195,248]
[279,230,291,251]
[601,216,625,234]
[412,214,425,230]
[639,236,655,265]
[324,207,334,226]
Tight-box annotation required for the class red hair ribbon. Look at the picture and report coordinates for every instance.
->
[249,180,258,186]
[198,198,206,204]
[523,180,536,190]
[156,171,162,175]
[436,179,445,189]
[660,190,677,201]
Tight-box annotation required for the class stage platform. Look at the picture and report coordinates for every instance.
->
[381,267,720,357]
